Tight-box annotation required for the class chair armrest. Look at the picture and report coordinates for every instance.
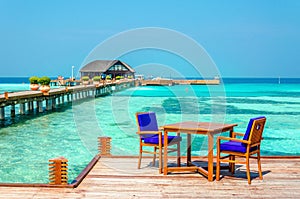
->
[217,136,250,144]
[136,131,161,135]
[232,132,245,138]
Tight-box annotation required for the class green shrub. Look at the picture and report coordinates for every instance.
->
[93,76,101,81]
[38,76,51,85]
[29,76,39,84]
[116,76,123,80]
[82,76,90,81]
[106,75,112,80]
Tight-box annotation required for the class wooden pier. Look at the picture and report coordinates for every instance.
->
[173,79,220,85]
[138,79,220,86]
[0,80,135,120]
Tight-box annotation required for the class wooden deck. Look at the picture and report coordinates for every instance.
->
[0,156,299,198]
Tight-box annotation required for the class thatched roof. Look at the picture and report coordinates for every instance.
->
[80,60,135,73]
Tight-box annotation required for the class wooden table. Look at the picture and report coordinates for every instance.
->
[162,121,237,181]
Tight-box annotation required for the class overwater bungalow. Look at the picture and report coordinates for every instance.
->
[80,60,135,80]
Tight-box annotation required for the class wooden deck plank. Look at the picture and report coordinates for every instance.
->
[0,157,299,198]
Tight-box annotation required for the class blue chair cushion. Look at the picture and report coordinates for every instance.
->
[243,116,266,141]
[144,135,182,145]
[220,141,258,153]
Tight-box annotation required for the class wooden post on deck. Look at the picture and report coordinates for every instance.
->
[49,157,68,185]
[98,137,112,157]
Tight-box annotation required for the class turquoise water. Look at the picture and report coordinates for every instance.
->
[101,84,300,156]
[0,83,30,93]
[0,82,300,183]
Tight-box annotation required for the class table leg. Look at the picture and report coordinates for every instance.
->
[177,132,181,167]
[229,128,235,173]
[163,130,168,175]
[207,132,214,181]
[187,133,191,166]
[229,129,234,138]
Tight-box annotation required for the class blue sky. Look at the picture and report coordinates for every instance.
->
[0,0,300,78]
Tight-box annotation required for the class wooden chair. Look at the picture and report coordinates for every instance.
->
[216,116,266,184]
[135,112,181,173]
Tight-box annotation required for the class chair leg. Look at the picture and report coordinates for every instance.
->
[257,152,263,180]
[229,155,235,174]
[152,146,157,166]
[177,142,181,167]
[138,145,142,169]
[216,151,220,181]
[229,155,232,172]
[246,156,251,184]
[159,146,162,174]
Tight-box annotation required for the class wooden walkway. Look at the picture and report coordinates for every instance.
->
[0,80,135,120]
[138,79,220,86]
[0,157,299,198]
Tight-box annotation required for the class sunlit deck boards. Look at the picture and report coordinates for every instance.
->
[0,157,299,198]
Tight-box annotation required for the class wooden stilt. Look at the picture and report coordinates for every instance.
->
[19,103,25,114]
[46,99,50,111]
[0,107,5,120]
[38,100,43,113]
[52,98,56,109]
[58,96,61,105]
[11,104,15,117]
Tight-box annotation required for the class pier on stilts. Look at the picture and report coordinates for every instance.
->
[0,80,135,120]
[0,78,219,120]
[136,78,220,86]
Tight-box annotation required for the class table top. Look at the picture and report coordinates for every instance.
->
[162,121,237,134]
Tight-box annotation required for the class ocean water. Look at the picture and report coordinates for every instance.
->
[0,83,30,94]
[0,77,58,94]
[0,78,300,183]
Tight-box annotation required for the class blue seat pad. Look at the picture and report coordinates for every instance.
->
[220,141,257,153]
[143,135,182,145]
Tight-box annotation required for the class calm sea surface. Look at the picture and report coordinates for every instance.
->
[0,77,299,183]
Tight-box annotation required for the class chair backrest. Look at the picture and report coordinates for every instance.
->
[243,116,266,141]
[136,112,159,138]
[248,117,266,145]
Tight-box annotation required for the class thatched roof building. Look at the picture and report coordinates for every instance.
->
[80,60,135,79]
